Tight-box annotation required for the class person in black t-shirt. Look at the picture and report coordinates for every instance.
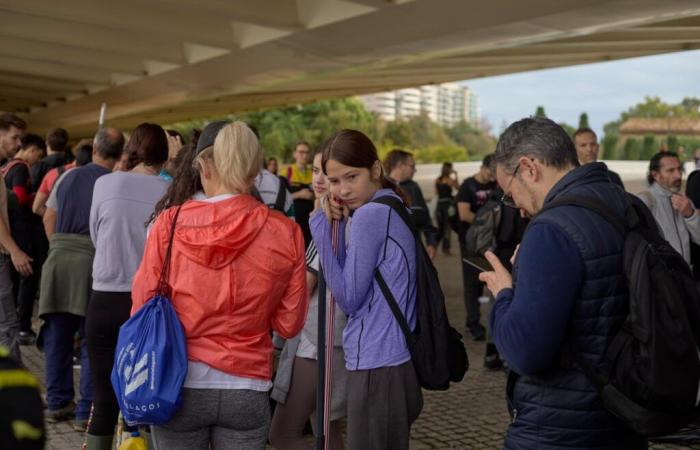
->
[29,128,69,194]
[384,149,439,259]
[2,134,45,346]
[456,154,497,340]
[435,162,459,255]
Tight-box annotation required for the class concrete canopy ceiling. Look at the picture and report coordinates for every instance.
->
[1,0,699,138]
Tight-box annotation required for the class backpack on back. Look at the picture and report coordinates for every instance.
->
[372,196,468,391]
[540,193,700,436]
[464,191,502,256]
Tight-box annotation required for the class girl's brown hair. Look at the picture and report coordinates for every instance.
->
[125,123,169,170]
[320,129,408,205]
[148,129,202,224]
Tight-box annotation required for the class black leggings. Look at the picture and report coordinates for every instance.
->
[85,291,133,436]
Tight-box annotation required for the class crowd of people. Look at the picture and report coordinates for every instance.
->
[1,109,699,450]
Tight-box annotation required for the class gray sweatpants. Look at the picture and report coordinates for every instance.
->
[0,255,20,362]
[151,388,270,450]
[346,360,423,450]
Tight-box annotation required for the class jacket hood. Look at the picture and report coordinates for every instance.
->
[171,195,270,269]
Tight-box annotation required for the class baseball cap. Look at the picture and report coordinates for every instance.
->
[195,120,230,154]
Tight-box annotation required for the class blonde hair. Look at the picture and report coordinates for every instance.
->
[212,121,262,193]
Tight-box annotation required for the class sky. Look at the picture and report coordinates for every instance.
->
[462,49,700,137]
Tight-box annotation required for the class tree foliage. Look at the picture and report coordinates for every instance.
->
[535,106,547,118]
[165,97,495,164]
[601,96,700,160]
[578,113,590,129]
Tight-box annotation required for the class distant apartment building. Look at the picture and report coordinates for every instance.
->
[358,82,480,127]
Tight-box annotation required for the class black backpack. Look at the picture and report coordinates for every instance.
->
[464,190,503,256]
[540,193,700,436]
[250,177,288,213]
[372,196,468,390]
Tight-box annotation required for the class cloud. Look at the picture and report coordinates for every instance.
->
[463,50,700,135]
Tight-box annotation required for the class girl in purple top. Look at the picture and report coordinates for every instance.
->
[310,130,422,450]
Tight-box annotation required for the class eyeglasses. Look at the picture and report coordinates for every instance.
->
[500,164,520,208]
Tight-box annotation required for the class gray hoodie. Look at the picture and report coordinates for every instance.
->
[638,183,700,266]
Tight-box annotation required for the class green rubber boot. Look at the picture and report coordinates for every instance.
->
[85,433,114,450]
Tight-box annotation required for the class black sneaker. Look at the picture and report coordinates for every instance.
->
[468,323,486,341]
[46,402,75,423]
[18,330,36,346]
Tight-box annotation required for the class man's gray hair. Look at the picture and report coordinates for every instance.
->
[495,117,578,172]
[93,128,125,161]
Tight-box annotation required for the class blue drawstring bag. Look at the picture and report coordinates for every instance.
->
[111,207,188,425]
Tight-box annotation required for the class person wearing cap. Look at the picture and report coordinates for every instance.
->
[84,123,170,447]
[131,121,307,449]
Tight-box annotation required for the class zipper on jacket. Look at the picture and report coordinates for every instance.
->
[511,408,518,424]
[355,318,364,370]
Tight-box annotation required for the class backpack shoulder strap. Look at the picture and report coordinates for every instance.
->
[371,195,418,236]
[249,186,265,205]
[0,159,27,177]
[374,270,415,345]
[538,194,627,237]
[274,178,287,212]
[371,195,418,344]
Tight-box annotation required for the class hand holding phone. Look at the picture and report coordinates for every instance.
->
[462,256,493,272]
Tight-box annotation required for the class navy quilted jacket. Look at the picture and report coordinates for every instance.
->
[492,163,647,450]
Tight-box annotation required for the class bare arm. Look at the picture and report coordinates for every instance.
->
[0,216,32,276]
[458,201,475,224]
[43,207,57,240]
[32,191,48,217]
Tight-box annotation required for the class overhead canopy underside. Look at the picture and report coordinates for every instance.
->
[1,0,699,137]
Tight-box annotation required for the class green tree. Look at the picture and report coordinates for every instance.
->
[558,122,576,137]
[601,134,618,160]
[445,120,496,158]
[641,135,656,161]
[623,138,641,160]
[535,106,547,118]
[578,113,590,129]
[382,120,413,149]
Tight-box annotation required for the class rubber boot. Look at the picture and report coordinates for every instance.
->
[85,433,114,450]
[143,429,155,450]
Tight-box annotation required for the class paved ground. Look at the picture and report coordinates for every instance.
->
[23,243,700,449]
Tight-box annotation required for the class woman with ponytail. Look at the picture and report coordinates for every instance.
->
[309,129,422,450]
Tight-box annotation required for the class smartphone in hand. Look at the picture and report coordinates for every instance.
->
[462,256,494,272]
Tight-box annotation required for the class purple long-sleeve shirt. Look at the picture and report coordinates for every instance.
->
[310,189,416,370]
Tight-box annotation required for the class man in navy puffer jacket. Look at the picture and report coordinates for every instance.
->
[480,117,646,450]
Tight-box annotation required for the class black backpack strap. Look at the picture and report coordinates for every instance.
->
[249,185,265,205]
[374,270,416,346]
[371,195,419,346]
[274,179,287,212]
[538,194,627,237]
[371,195,418,236]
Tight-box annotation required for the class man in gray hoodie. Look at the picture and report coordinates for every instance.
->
[638,151,700,267]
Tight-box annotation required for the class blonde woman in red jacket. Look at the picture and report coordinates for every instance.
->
[131,121,308,450]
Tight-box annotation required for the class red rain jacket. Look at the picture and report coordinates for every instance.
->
[132,195,307,381]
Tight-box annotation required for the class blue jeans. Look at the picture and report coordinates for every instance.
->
[43,312,93,419]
